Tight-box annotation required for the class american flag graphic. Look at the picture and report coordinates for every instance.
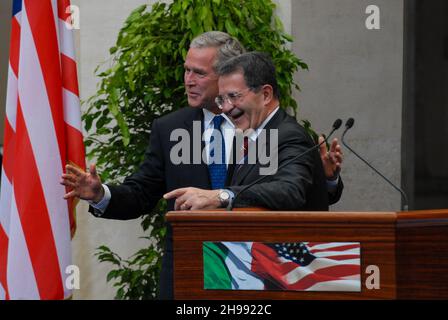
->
[252,242,361,291]
[0,0,85,300]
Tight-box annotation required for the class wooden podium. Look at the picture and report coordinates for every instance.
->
[166,209,448,300]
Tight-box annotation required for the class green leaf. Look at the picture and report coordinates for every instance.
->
[224,19,237,36]
[107,270,119,282]
[282,33,294,42]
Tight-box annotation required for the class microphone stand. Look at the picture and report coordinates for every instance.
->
[341,119,409,211]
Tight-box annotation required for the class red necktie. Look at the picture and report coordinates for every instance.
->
[243,136,249,159]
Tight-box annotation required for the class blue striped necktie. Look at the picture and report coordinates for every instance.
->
[208,115,227,189]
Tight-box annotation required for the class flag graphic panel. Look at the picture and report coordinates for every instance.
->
[203,242,361,292]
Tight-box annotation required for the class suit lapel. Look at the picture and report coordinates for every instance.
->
[182,109,211,188]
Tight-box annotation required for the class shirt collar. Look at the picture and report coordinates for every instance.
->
[202,108,234,129]
[247,106,280,142]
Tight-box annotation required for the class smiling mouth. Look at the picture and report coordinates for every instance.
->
[187,91,200,98]
[228,109,244,121]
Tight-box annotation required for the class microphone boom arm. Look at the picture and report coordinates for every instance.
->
[341,123,409,211]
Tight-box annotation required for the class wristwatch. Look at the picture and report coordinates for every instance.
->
[218,189,231,207]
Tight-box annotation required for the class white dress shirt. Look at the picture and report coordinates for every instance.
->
[202,108,234,166]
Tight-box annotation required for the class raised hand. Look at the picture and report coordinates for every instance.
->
[61,163,104,203]
[319,136,343,180]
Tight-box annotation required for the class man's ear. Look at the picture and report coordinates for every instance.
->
[262,84,274,105]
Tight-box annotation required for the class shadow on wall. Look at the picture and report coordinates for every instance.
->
[412,0,448,209]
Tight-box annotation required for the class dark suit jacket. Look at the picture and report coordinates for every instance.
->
[227,108,329,211]
[91,107,209,299]
[91,107,334,299]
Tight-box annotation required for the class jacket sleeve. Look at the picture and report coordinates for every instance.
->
[328,177,344,205]
[91,119,166,220]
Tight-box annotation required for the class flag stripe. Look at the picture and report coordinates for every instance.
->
[287,265,361,290]
[57,0,71,21]
[315,254,360,261]
[307,242,357,249]
[13,105,64,299]
[61,54,79,96]
[24,0,66,167]
[5,68,18,133]
[6,190,40,299]
[0,170,12,299]
[309,244,360,253]
[0,284,5,300]
[63,89,82,131]
[51,0,61,54]
[0,224,9,299]
[66,122,85,166]
[0,170,12,236]
[9,18,21,76]
[2,119,15,183]
[306,279,361,292]
[59,21,76,61]
[309,247,360,256]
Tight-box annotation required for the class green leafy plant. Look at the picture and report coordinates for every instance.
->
[84,0,308,299]
[94,200,166,299]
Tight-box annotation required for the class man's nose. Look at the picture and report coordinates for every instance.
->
[221,99,233,114]
[185,71,196,85]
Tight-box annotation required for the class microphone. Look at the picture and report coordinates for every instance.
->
[341,118,409,211]
[227,119,343,211]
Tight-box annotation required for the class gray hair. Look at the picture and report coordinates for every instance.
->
[190,31,246,70]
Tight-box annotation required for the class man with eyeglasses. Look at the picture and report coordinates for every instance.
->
[164,51,329,211]
[61,31,342,299]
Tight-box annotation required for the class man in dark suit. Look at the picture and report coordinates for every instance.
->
[61,32,342,299]
[164,52,328,211]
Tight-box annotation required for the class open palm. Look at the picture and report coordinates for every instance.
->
[61,163,104,202]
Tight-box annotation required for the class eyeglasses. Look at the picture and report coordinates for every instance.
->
[215,88,253,109]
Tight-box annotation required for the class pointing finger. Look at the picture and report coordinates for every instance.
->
[164,188,188,200]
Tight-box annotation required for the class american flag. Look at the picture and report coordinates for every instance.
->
[0,0,85,300]
[251,242,361,292]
